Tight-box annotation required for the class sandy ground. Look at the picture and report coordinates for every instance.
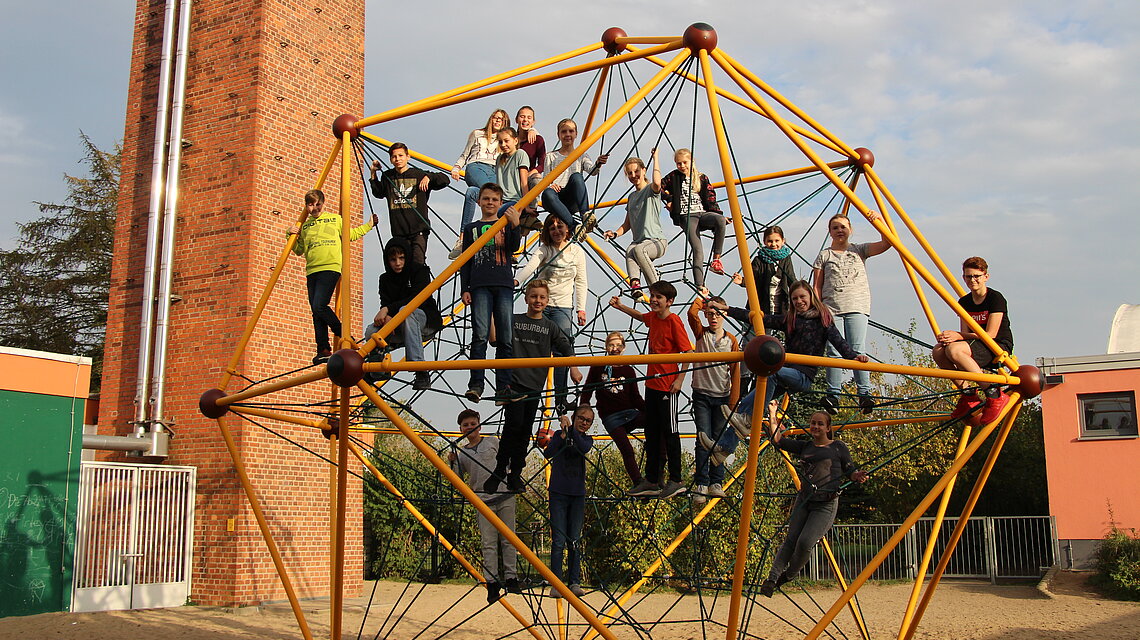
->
[2,572,1137,639]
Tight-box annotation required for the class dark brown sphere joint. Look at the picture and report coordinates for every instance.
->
[743,335,785,376]
[327,348,365,387]
[683,23,718,53]
[851,147,875,169]
[198,388,229,419]
[601,27,627,54]
[1014,364,1043,399]
[331,114,360,140]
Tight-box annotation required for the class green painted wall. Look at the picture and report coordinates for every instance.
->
[0,389,83,617]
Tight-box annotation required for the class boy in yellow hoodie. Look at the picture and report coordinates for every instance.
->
[287,189,377,363]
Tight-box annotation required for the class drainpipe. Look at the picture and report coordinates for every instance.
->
[149,0,193,428]
[132,0,179,432]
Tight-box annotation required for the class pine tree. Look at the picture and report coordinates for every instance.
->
[0,133,119,389]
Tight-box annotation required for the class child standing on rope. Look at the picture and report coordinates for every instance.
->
[448,409,521,603]
[662,149,727,288]
[813,211,890,415]
[609,279,693,499]
[543,404,595,599]
[687,289,740,504]
[604,149,666,293]
[932,256,1013,425]
[484,280,581,494]
[734,225,798,318]
[541,118,608,237]
[460,184,522,403]
[368,142,449,265]
[759,410,868,597]
[578,331,647,491]
[287,189,377,364]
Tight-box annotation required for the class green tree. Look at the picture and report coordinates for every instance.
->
[0,133,119,388]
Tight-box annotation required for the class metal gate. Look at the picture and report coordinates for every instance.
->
[71,461,196,612]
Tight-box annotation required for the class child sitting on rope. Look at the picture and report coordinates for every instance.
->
[604,148,666,294]
[698,280,867,464]
[733,225,798,318]
[367,142,449,265]
[286,189,377,364]
[543,404,595,599]
[661,148,727,288]
[578,331,647,491]
[759,410,868,597]
[448,409,521,603]
[540,118,608,238]
[933,256,1013,425]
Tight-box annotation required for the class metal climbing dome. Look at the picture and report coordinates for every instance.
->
[197,23,1044,640]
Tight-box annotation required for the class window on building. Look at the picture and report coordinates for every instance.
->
[1078,391,1138,439]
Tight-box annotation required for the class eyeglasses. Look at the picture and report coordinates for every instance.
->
[963,274,986,281]
[575,416,594,425]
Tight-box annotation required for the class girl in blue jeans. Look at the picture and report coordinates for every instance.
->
[699,281,868,462]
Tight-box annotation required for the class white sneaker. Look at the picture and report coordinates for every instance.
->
[692,485,708,505]
[708,483,727,498]
[721,405,751,439]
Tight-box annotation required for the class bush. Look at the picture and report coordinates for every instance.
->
[1092,527,1140,600]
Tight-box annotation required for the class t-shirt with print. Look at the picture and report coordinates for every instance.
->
[958,288,1013,351]
[813,243,873,315]
[626,183,665,243]
[776,438,857,499]
[496,149,531,202]
[641,312,693,392]
[512,313,574,392]
[459,216,521,292]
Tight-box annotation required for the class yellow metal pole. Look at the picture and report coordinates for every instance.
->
[580,65,611,139]
[820,537,872,640]
[348,441,545,640]
[897,423,973,639]
[214,416,315,640]
[901,401,1023,640]
[355,41,684,129]
[802,392,1021,639]
[228,405,325,429]
[216,140,341,390]
[357,383,621,640]
[724,377,769,640]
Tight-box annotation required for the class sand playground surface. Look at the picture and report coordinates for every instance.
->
[3,571,1138,639]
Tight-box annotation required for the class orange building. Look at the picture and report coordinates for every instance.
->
[1037,345,1140,569]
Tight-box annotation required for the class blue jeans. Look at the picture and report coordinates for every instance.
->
[825,312,871,396]
[550,492,585,586]
[363,307,427,361]
[468,286,513,392]
[545,306,575,411]
[541,172,589,228]
[306,270,341,352]
[716,367,813,452]
[463,161,495,188]
[692,391,729,486]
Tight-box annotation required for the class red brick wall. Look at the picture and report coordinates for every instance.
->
[101,0,367,607]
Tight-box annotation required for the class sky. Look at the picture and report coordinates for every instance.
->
[2,0,1138,374]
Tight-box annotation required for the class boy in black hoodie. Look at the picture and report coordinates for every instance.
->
[366,237,443,389]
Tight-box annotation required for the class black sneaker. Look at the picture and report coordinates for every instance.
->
[412,372,431,391]
[486,581,502,604]
[760,579,776,598]
[506,475,526,493]
[312,348,332,365]
[504,577,522,594]
[465,387,483,403]
[483,476,502,494]
[858,394,875,416]
[775,572,791,587]
[821,395,839,415]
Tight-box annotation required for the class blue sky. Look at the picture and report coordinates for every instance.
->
[2,1,1138,371]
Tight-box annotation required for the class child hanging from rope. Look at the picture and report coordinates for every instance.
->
[286,189,377,364]
[759,410,868,597]
[604,148,666,294]
[661,148,727,288]
[578,331,647,491]
[733,225,798,318]
[697,280,867,463]
[541,118,608,238]
[543,404,595,599]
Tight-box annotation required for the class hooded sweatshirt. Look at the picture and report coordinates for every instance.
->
[378,237,443,332]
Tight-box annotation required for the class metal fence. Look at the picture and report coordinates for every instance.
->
[802,516,1057,583]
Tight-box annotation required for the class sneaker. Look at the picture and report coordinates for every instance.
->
[626,278,642,298]
[950,390,982,420]
[708,483,727,498]
[626,480,659,497]
[569,584,586,597]
[759,579,776,598]
[692,485,708,505]
[583,212,598,232]
[658,480,687,499]
[821,395,839,415]
[709,446,728,468]
[448,236,465,260]
[486,581,502,604]
[571,223,588,242]
[412,372,431,391]
[506,474,526,493]
[979,390,1010,424]
[709,257,724,275]
[858,394,875,416]
[548,585,562,598]
[697,432,716,451]
[465,387,483,403]
[483,475,502,494]
[721,405,751,440]
[312,348,332,365]
[774,572,791,587]
[504,577,522,594]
